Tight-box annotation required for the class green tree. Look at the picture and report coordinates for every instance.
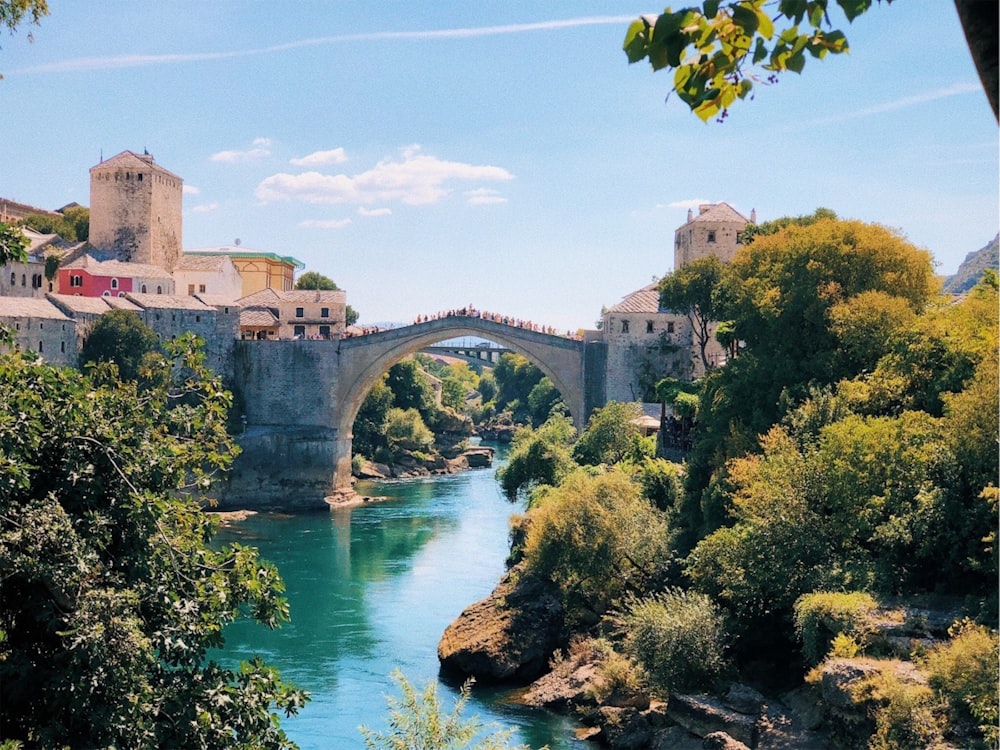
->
[0,220,27,265]
[386,359,437,420]
[572,401,645,467]
[0,336,307,748]
[659,255,725,372]
[360,671,530,750]
[522,469,674,627]
[80,309,162,382]
[623,2,998,122]
[22,209,88,242]
[526,376,563,424]
[294,271,358,326]
[385,407,435,453]
[353,375,394,459]
[497,413,577,500]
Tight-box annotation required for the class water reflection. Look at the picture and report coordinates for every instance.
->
[215,455,593,749]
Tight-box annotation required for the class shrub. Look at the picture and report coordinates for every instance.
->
[619,589,728,694]
[384,407,434,452]
[923,619,999,748]
[851,667,947,750]
[794,591,878,666]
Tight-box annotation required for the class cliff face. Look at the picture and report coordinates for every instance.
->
[943,234,999,294]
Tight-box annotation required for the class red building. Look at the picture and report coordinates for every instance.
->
[58,255,174,298]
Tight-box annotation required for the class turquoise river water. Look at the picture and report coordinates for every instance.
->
[215,445,592,749]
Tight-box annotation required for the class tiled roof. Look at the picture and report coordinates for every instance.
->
[237,288,281,307]
[176,254,233,272]
[48,294,117,315]
[91,150,182,181]
[61,254,173,279]
[607,283,661,314]
[274,289,346,304]
[688,202,749,225]
[240,307,279,327]
[0,296,72,320]
[103,297,143,311]
[126,293,213,311]
[194,293,240,307]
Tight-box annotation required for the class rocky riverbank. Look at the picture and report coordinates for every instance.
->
[438,569,972,749]
[352,444,495,481]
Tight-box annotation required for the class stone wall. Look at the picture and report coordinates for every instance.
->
[602,310,694,402]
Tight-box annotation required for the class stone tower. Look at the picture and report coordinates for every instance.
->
[89,150,183,271]
[673,202,750,270]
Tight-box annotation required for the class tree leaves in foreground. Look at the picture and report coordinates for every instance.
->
[0,335,307,748]
[360,670,532,750]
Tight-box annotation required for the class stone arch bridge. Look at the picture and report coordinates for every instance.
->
[220,316,608,510]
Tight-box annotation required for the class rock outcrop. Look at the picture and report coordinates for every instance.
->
[437,564,563,683]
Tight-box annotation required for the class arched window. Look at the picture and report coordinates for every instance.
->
[9,272,15,285]
[110,278,119,289]
[118,292,126,297]
[21,274,26,287]
[141,284,147,293]
[156,286,162,294]
[102,291,110,297]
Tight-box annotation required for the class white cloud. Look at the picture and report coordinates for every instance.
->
[191,202,219,213]
[183,184,201,195]
[210,138,272,163]
[465,188,507,206]
[291,148,348,167]
[299,218,353,229]
[14,17,634,75]
[798,83,983,127]
[358,207,392,217]
[255,145,513,206]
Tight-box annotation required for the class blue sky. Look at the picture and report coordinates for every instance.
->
[1,2,996,331]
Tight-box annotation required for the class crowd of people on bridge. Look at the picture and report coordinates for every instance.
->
[412,306,582,340]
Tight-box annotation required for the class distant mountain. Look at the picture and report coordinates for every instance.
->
[943,234,999,294]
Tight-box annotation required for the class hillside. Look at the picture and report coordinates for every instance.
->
[943,233,999,294]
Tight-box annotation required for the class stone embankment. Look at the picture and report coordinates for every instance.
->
[438,574,966,749]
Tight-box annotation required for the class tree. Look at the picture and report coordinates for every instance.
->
[0,220,27,266]
[624,1,998,122]
[497,413,577,500]
[80,309,162,382]
[22,208,88,243]
[294,271,358,326]
[572,401,645,467]
[0,336,307,748]
[360,671,529,750]
[659,255,725,372]
[0,1,48,79]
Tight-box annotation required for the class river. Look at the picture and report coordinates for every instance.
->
[215,445,592,749]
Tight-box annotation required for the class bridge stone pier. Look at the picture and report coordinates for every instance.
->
[218,316,607,510]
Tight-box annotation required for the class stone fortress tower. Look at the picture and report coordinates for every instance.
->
[88,150,183,272]
[673,202,754,270]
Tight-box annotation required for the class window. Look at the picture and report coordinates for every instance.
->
[293,325,305,337]
[60,341,65,353]
[110,278,119,290]
[188,284,195,295]
[646,320,654,333]
[667,322,675,334]
[102,291,110,297]
[319,325,330,338]
[198,284,206,293]
[21,274,26,287]
[38,341,42,353]
[9,272,14,285]
[156,286,162,294]
[321,307,329,318]
[118,292,126,297]
[707,230,717,243]
[195,315,201,323]
[70,275,83,287]
[141,284,147,293]
[295,307,304,318]
[621,320,629,333]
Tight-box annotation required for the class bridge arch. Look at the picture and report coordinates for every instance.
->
[333,317,588,489]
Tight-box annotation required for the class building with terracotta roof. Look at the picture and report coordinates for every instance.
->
[89,150,183,272]
[0,296,77,366]
[673,202,752,269]
[174,254,243,301]
[184,246,303,297]
[59,254,175,298]
[237,287,346,340]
